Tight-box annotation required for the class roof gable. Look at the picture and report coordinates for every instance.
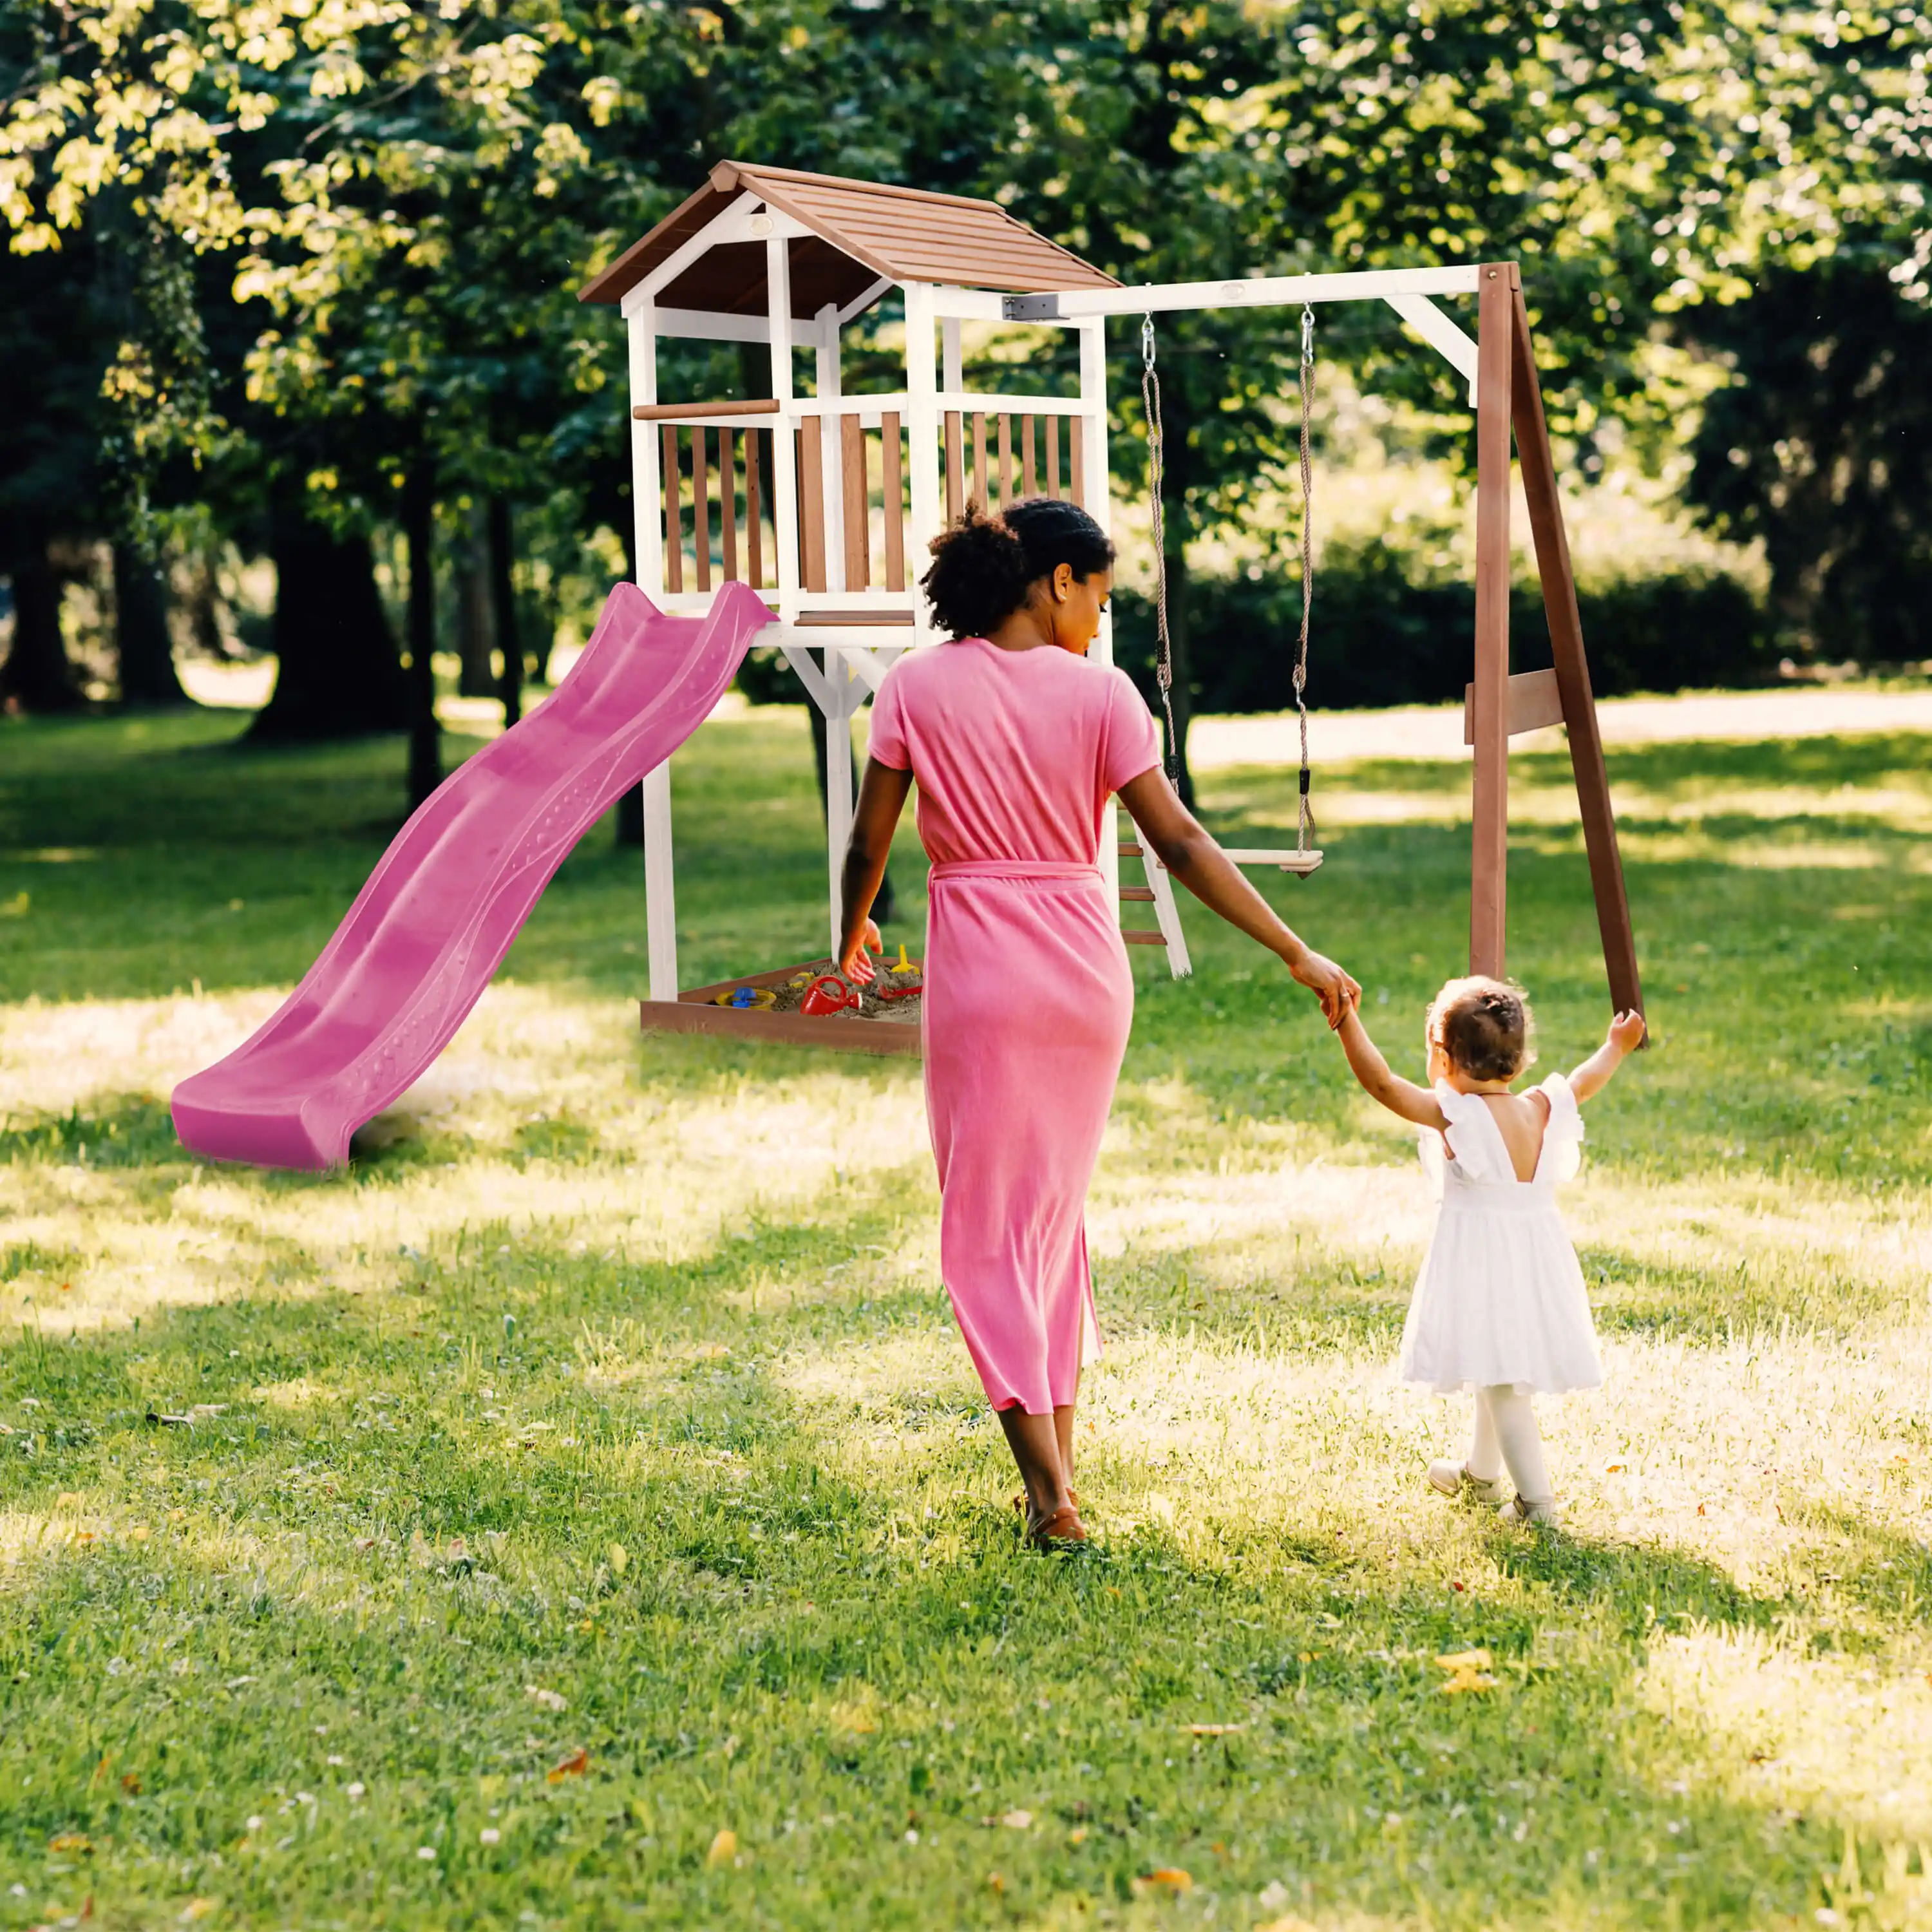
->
[578,160,1119,311]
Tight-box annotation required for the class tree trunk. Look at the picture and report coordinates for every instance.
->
[403,469,441,810]
[113,542,191,707]
[1,538,81,712]
[251,499,408,741]
[454,501,496,698]
[489,495,522,729]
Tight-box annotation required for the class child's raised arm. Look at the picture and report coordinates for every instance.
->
[1568,1010,1647,1103]
[1336,1002,1447,1130]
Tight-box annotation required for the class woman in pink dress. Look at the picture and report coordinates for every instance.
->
[837,502,1357,1547]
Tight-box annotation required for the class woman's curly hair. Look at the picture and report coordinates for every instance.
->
[1427,975,1536,1083]
[920,498,1115,639]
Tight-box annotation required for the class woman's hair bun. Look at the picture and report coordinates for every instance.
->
[921,498,1115,639]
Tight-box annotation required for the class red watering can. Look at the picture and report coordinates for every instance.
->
[799,974,859,1018]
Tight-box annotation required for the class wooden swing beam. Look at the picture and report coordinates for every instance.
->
[1009,261,1643,1024]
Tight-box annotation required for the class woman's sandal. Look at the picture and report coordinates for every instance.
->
[1024,1502,1088,1549]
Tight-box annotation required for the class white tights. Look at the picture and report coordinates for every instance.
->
[1466,1385,1553,1507]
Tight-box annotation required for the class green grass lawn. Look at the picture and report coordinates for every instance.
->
[1,697,1929,1930]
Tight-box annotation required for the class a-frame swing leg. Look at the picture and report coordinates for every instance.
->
[1468,265,1514,978]
[1508,281,1645,1023]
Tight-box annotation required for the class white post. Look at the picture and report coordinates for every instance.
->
[768,234,800,618]
[1077,317,1122,904]
[627,294,678,999]
[824,655,856,960]
[904,282,941,647]
[815,303,845,592]
[627,298,662,596]
[942,316,963,395]
[641,763,678,1002]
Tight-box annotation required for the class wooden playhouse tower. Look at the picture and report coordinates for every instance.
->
[579,160,1642,1054]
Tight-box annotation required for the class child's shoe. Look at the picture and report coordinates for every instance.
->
[1498,1493,1560,1528]
[1428,1461,1509,1506]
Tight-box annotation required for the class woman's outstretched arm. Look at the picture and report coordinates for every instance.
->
[837,757,915,980]
[1115,766,1359,1027]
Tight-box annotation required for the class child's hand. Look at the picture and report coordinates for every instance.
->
[840,920,883,985]
[1607,1009,1647,1054]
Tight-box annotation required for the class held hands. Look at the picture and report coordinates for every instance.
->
[840,919,883,985]
[1289,949,1362,1030]
[1607,1009,1647,1055]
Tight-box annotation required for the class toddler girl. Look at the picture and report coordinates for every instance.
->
[1334,976,1645,1525]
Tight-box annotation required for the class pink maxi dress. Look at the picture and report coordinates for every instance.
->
[866,638,1160,1415]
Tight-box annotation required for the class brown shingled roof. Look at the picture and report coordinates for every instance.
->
[578,160,1119,312]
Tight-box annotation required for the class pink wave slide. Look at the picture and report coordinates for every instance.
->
[171,581,773,1171]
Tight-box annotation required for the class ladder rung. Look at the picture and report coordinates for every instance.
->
[1118,842,1142,858]
[1122,929,1167,945]
[1121,886,1155,902]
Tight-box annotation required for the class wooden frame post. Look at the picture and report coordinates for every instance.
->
[1077,317,1122,905]
[626,298,663,596]
[815,304,846,591]
[1469,263,1514,978]
[904,281,941,646]
[767,234,800,617]
[1510,285,1644,1021]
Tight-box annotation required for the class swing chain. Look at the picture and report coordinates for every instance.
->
[1142,316,1181,788]
[1294,305,1317,855]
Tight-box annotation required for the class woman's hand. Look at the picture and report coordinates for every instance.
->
[1287,948,1361,1029]
[840,920,883,984]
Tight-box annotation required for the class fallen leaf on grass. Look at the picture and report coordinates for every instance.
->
[984,1872,1005,1894]
[1068,1827,1089,1846]
[1186,1723,1245,1736]
[120,1774,142,1795]
[706,1828,737,1868]
[1132,1868,1193,1896]
[607,1542,629,1577]
[547,1748,589,1783]
[1434,1647,1498,1695]
[48,1833,92,1853]
[525,1685,567,1712]
[999,1810,1033,1830]
[178,1900,215,1922]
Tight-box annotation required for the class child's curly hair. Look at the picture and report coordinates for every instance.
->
[1427,975,1535,1083]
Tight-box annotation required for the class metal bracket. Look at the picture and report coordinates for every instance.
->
[1003,292,1063,322]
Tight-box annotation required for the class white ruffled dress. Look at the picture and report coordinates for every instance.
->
[1397,1072,1603,1397]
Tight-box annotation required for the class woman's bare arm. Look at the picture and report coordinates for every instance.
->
[1336,1005,1448,1129]
[1114,766,1359,1026]
[837,757,914,980]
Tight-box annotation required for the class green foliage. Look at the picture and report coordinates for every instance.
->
[1685,258,1932,663]
[1112,551,1776,712]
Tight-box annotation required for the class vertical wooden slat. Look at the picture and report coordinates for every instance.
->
[1068,417,1085,507]
[881,411,905,591]
[971,412,988,511]
[692,427,712,593]
[944,410,964,522]
[840,414,870,591]
[1022,415,1037,498]
[661,425,683,593]
[1470,263,1515,979]
[798,417,826,593]
[1045,415,1061,498]
[998,413,1014,509]
[1510,279,1642,1021]
[720,430,739,583]
[745,428,764,590]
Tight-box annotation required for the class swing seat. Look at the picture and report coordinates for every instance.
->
[1222,847,1324,875]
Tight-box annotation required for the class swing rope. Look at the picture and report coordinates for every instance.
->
[1140,316,1181,788]
[1294,303,1317,857]
[1142,308,1318,852]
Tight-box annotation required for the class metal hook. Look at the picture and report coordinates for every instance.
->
[1300,304,1315,365]
[1141,314,1157,369]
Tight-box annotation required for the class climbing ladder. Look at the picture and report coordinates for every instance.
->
[1118,839,1192,978]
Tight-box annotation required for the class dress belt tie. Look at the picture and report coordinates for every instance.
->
[929,860,1102,883]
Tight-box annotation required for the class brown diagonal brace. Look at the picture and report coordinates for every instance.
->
[1510,284,1644,1023]
[1470,264,1515,977]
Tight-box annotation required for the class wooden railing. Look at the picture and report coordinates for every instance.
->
[637,397,1090,605]
[943,408,1086,521]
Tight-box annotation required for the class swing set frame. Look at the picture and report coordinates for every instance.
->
[1016,260,1644,1019]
